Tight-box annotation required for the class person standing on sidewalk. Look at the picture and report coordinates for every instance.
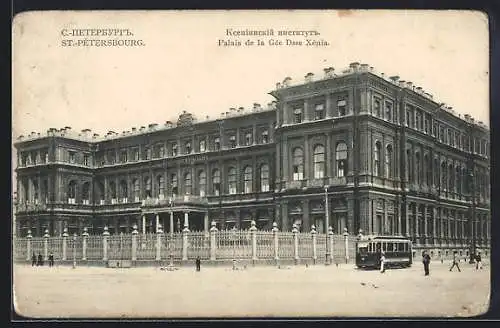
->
[195,256,201,272]
[422,251,431,276]
[380,251,386,273]
[449,251,461,272]
[475,252,482,270]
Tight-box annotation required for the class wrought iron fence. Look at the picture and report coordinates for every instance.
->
[86,234,103,260]
[278,232,294,259]
[187,232,210,260]
[256,231,274,258]
[137,233,156,260]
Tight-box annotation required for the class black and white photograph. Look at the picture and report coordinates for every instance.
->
[12,10,490,318]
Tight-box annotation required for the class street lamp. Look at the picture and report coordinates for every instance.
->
[324,185,331,265]
[72,233,77,269]
[469,170,476,264]
[232,226,237,270]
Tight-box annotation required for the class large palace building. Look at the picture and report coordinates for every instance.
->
[14,62,490,251]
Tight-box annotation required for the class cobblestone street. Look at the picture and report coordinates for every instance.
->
[13,260,490,318]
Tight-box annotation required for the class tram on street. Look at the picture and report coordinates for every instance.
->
[355,235,413,269]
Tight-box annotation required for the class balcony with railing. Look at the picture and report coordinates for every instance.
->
[141,195,208,208]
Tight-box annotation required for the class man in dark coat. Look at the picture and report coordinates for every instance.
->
[48,252,54,267]
[195,256,201,272]
[31,252,37,266]
[37,253,43,266]
[475,252,482,270]
[449,251,461,272]
[422,251,431,276]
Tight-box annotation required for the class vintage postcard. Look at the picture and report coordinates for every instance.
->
[12,10,490,318]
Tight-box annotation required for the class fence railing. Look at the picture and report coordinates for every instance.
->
[13,222,357,265]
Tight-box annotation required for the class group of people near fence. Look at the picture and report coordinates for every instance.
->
[417,250,483,276]
[31,252,54,267]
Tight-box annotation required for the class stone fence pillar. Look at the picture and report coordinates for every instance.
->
[103,226,110,262]
[272,222,279,265]
[26,230,32,261]
[209,221,218,261]
[343,227,349,264]
[311,225,317,265]
[249,220,257,264]
[292,224,299,265]
[82,227,89,261]
[328,226,334,263]
[43,229,49,261]
[182,224,190,261]
[131,224,138,261]
[156,224,163,261]
[62,228,69,261]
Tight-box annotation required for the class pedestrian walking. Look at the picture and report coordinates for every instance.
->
[31,252,37,267]
[422,251,431,276]
[195,256,201,272]
[49,252,54,267]
[380,251,386,273]
[449,251,461,272]
[37,253,44,266]
[475,252,482,270]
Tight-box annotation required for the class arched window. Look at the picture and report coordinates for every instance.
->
[68,180,77,204]
[374,98,381,117]
[244,166,253,193]
[245,132,252,146]
[97,181,105,204]
[212,169,221,196]
[385,145,393,178]
[157,175,165,198]
[185,141,192,154]
[336,142,348,177]
[32,180,39,203]
[292,148,304,181]
[144,177,152,198]
[374,142,382,177]
[441,162,447,190]
[184,172,192,195]
[229,135,236,148]
[82,182,90,205]
[172,143,178,156]
[228,167,237,194]
[456,167,461,195]
[294,107,303,123]
[425,154,431,186]
[171,174,178,196]
[448,164,454,193]
[199,140,206,152]
[133,179,140,202]
[214,137,221,151]
[198,171,206,196]
[313,144,325,179]
[415,152,421,185]
[260,164,270,192]
[119,180,128,202]
[109,181,117,203]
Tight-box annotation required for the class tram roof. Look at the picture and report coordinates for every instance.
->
[360,235,411,242]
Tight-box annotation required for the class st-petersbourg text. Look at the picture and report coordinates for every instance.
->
[226,28,320,38]
[61,39,145,47]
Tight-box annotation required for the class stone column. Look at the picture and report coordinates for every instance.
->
[184,211,189,230]
[142,215,146,234]
[102,226,110,261]
[131,224,138,261]
[292,224,299,265]
[311,225,317,265]
[156,224,163,261]
[155,213,160,233]
[62,228,69,260]
[250,220,257,264]
[209,221,218,261]
[343,227,349,263]
[204,212,209,233]
[272,222,279,265]
[423,205,428,245]
[26,230,32,261]
[182,223,190,261]
[43,229,49,261]
[328,226,334,263]
[325,93,333,118]
[405,202,410,237]
[82,227,89,261]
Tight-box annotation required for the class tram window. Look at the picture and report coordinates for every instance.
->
[376,243,381,252]
[393,243,397,252]
[368,243,372,253]
[459,251,462,256]
[430,251,434,257]
[387,243,393,252]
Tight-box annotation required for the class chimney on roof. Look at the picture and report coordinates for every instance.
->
[276,82,281,89]
[206,115,210,120]
[323,67,335,78]
[406,81,413,89]
[131,127,137,132]
[282,77,292,87]
[380,73,385,79]
[92,133,99,138]
[148,123,158,129]
[360,64,369,72]
[389,76,400,83]
[349,62,360,72]
[253,103,261,111]
[415,86,423,94]
[399,80,406,88]
[64,126,71,130]
[305,72,314,83]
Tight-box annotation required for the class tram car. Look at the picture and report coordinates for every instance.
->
[355,235,413,269]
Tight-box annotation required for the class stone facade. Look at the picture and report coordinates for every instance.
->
[14,62,490,253]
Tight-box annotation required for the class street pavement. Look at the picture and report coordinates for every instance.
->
[13,259,490,318]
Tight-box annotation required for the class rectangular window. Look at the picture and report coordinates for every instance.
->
[373,99,381,117]
[229,135,236,148]
[68,151,76,164]
[172,143,178,156]
[338,100,347,116]
[199,140,206,152]
[294,108,303,123]
[120,150,128,163]
[314,104,325,120]
[385,102,393,121]
[132,148,139,161]
[261,130,269,144]
[83,154,90,166]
